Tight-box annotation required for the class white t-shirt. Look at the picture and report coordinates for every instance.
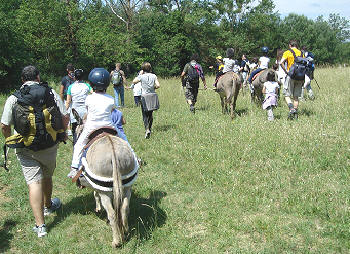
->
[263,81,279,94]
[138,73,157,95]
[130,82,142,96]
[259,56,270,69]
[85,92,115,127]
[67,82,92,108]
[222,58,237,73]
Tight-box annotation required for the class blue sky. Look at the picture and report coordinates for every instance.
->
[273,0,350,20]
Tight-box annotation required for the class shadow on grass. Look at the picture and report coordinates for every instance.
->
[129,190,167,241]
[153,124,176,132]
[0,219,16,253]
[49,189,167,242]
[298,108,314,117]
[235,108,249,116]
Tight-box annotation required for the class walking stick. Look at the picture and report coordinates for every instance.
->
[313,77,321,90]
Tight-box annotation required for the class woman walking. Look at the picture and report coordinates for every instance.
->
[132,62,160,139]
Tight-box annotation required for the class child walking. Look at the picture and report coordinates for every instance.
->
[262,71,279,121]
[128,70,143,106]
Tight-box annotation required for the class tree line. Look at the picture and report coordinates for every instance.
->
[1,0,349,89]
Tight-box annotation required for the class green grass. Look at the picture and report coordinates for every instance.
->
[1,67,350,253]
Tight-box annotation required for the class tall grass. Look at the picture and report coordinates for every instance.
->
[0,67,350,253]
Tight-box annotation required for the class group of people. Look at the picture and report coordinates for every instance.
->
[209,40,316,121]
[1,39,316,238]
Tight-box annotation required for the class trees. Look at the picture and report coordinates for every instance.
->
[1,0,349,88]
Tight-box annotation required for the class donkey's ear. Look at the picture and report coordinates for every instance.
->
[72,108,83,125]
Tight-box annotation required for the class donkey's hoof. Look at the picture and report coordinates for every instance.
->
[112,240,122,248]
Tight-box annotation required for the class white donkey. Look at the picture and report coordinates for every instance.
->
[72,109,138,248]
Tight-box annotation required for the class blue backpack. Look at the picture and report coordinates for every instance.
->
[288,49,308,81]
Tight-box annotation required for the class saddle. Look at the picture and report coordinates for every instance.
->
[84,126,118,150]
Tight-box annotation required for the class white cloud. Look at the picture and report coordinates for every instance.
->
[273,0,350,20]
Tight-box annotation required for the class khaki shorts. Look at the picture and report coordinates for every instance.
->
[283,76,304,98]
[16,145,58,185]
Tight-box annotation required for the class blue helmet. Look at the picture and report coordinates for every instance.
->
[88,68,110,90]
[261,46,269,53]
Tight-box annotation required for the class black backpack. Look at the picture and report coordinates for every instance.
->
[187,64,200,83]
[288,49,308,81]
[5,82,66,151]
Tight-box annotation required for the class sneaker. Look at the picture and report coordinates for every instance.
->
[67,167,78,178]
[33,224,47,238]
[288,108,296,120]
[67,130,72,136]
[44,197,61,216]
[145,130,151,139]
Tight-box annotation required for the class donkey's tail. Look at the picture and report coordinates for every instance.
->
[107,135,124,240]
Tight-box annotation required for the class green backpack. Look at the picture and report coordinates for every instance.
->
[111,70,122,86]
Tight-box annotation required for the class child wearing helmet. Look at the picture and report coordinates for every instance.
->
[247,46,271,94]
[68,68,117,178]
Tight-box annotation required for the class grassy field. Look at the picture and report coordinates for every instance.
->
[0,67,350,253]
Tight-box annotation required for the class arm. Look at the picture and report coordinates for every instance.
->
[121,71,127,86]
[121,116,126,125]
[201,76,207,89]
[59,85,64,101]
[262,86,266,94]
[132,77,140,84]
[62,114,70,130]
[154,77,160,89]
[65,94,72,110]
[280,58,288,74]
[1,123,11,138]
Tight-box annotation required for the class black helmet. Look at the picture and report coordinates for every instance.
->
[261,46,269,53]
[226,48,235,58]
[74,69,83,80]
[88,68,110,90]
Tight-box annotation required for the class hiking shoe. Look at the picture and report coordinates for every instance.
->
[33,224,47,238]
[44,197,61,216]
[190,105,195,114]
[288,108,296,120]
[67,167,78,178]
[145,130,151,139]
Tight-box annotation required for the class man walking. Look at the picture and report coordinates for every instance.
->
[181,53,207,113]
[280,40,304,119]
[110,63,127,107]
[1,66,69,237]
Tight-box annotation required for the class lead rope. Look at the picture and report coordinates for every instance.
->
[2,144,9,171]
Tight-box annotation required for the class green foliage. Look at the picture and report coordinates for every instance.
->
[0,0,349,87]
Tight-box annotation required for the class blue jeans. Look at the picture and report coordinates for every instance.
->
[113,85,124,107]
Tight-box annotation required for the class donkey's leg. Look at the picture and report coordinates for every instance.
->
[100,193,123,248]
[121,187,132,235]
[94,191,102,213]
[230,83,240,119]
[220,96,225,114]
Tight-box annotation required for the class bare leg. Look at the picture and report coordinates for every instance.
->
[42,177,52,208]
[28,181,44,226]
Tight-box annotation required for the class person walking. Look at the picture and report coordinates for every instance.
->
[60,63,75,136]
[65,69,92,144]
[110,63,127,107]
[1,65,69,237]
[181,53,207,113]
[132,62,160,139]
[280,40,304,119]
[262,71,280,121]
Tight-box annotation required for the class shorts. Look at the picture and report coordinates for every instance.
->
[184,81,199,102]
[283,76,303,98]
[16,145,58,185]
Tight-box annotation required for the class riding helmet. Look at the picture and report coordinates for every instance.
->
[88,68,110,90]
[261,46,269,53]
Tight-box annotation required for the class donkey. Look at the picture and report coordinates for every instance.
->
[251,69,280,104]
[72,109,138,248]
[215,72,242,119]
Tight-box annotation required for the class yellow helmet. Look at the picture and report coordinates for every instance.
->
[216,56,223,60]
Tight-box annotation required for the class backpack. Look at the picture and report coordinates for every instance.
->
[288,49,308,81]
[186,64,200,83]
[5,82,66,151]
[111,70,122,86]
